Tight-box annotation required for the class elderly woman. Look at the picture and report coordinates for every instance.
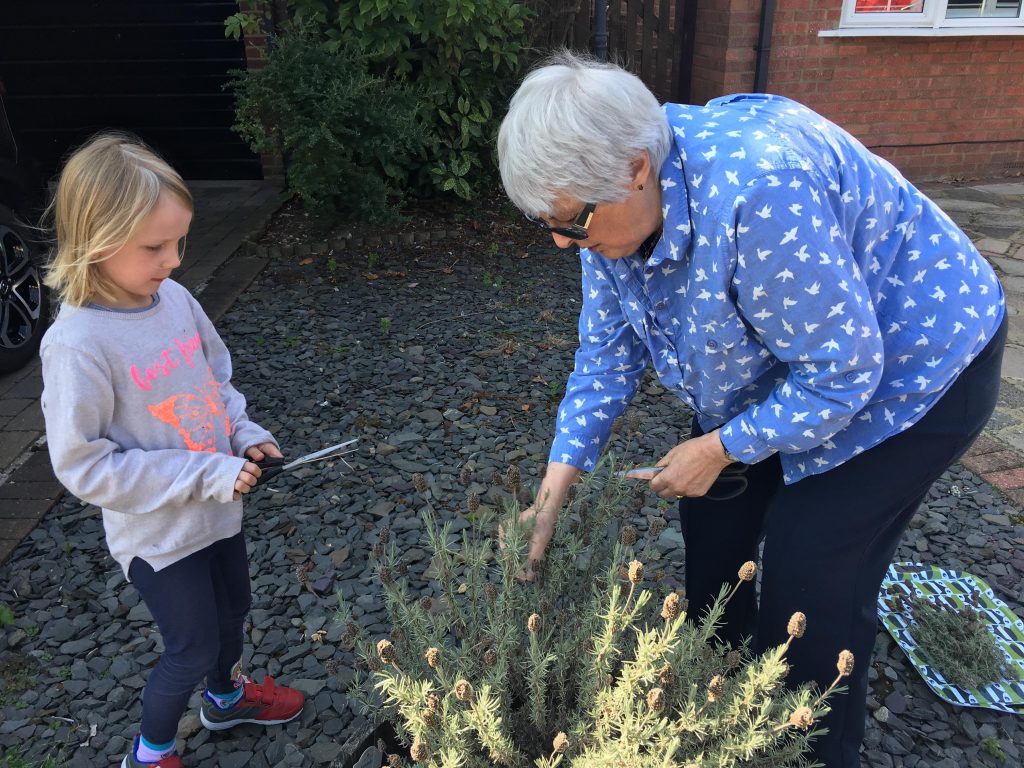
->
[498,51,1006,767]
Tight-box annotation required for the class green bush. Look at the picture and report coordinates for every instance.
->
[227,27,427,223]
[339,459,851,766]
[277,0,530,200]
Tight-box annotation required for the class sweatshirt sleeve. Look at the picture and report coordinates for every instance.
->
[41,342,246,514]
[548,250,649,470]
[718,168,883,464]
[189,295,277,457]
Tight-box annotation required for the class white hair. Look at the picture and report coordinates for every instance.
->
[498,50,671,217]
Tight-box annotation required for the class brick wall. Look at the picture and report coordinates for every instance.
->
[237,0,285,181]
[691,0,1024,181]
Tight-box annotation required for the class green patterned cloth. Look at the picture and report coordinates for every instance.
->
[878,562,1024,713]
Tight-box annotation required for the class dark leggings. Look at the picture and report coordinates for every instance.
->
[128,531,251,745]
[678,314,1006,768]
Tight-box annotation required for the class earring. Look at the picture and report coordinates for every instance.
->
[638,183,644,191]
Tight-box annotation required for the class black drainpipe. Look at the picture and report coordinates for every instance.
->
[595,0,609,62]
[753,0,777,93]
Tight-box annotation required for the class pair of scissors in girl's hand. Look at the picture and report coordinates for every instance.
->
[617,463,749,501]
[253,438,358,486]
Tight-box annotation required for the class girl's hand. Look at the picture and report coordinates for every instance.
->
[648,429,734,500]
[245,442,283,462]
[233,461,263,501]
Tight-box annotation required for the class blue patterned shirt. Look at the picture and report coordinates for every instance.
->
[550,94,1004,483]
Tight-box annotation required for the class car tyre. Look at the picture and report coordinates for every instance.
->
[0,203,49,373]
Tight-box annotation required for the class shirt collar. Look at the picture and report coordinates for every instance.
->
[644,140,691,268]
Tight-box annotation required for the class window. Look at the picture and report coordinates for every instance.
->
[832,0,1024,32]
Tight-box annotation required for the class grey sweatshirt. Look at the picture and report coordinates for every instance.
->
[40,279,275,576]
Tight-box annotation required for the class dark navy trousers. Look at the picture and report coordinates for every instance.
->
[128,531,251,744]
[678,314,1006,768]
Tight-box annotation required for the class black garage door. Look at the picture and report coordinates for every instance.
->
[0,1,261,180]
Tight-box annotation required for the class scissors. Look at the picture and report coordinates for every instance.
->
[617,462,749,501]
[253,438,358,486]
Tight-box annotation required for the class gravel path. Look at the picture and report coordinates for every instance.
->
[2,226,1023,767]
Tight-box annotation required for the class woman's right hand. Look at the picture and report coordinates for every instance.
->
[233,460,262,501]
[503,462,581,580]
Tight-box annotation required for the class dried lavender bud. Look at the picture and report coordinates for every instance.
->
[484,582,497,602]
[619,525,638,547]
[539,598,552,615]
[707,674,725,702]
[425,647,440,668]
[490,469,503,486]
[505,464,521,492]
[661,592,681,621]
[420,596,433,612]
[658,663,674,685]
[412,473,429,495]
[379,526,391,545]
[787,612,807,639]
[553,732,569,754]
[566,484,578,503]
[371,543,384,560]
[453,622,467,639]
[789,706,814,730]
[628,560,644,585]
[294,564,309,583]
[556,611,567,628]
[738,561,757,582]
[653,568,666,582]
[410,736,428,762]
[648,515,666,538]
[423,707,440,729]
[379,567,393,586]
[725,650,742,670]
[425,692,440,711]
[702,644,714,661]
[484,648,497,667]
[454,679,474,702]
[837,650,855,677]
[628,412,642,434]
[467,491,480,515]
[377,639,397,665]
[367,655,383,672]
[388,754,402,768]
[459,465,472,485]
[616,565,629,581]
[527,613,541,633]
[611,417,623,435]
[397,559,409,576]
[646,687,666,712]
[578,501,590,520]
[324,659,339,674]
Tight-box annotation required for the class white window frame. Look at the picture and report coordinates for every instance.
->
[823,0,1024,35]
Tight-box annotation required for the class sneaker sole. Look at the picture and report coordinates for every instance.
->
[120,759,129,768]
[199,707,301,731]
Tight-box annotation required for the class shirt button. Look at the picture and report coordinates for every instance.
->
[707,340,718,350]
[845,372,857,382]
[655,300,667,310]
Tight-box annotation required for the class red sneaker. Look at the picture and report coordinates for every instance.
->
[198,674,305,731]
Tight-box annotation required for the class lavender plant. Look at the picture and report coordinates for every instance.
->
[337,458,852,766]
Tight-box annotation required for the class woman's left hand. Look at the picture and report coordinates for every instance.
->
[648,429,734,499]
[245,442,283,462]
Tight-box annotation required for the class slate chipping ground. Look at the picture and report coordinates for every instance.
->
[2,180,1024,766]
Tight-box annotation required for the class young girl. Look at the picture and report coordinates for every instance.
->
[40,133,304,768]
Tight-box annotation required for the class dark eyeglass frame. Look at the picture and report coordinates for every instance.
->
[525,202,596,240]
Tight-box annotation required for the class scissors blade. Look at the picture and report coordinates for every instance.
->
[282,438,358,470]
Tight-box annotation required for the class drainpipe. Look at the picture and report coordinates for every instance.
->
[594,0,609,62]
[753,0,777,93]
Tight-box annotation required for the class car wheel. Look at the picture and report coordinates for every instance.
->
[0,204,49,373]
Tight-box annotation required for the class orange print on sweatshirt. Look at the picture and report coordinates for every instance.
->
[148,368,233,453]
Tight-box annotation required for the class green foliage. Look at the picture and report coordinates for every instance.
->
[904,593,1020,690]
[379,316,392,336]
[0,603,13,627]
[227,25,427,223]
[0,745,67,768]
[339,459,845,766]
[980,735,1007,762]
[280,0,530,199]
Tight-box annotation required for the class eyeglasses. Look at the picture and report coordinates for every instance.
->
[525,202,596,240]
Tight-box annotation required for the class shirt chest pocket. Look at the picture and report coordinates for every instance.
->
[680,321,760,405]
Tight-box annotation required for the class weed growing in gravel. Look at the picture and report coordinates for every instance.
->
[337,459,852,766]
[0,603,13,627]
[980,735,1007,762]
[899,593,1019,689]
[368,253,381,270]
[379,317,392,336]
[0,745,68,768]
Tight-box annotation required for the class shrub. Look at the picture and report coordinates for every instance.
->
[227,26,427,223]
[338,458,851,766]
[281,0,531,200]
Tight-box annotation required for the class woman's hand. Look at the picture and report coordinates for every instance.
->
[498,462,581,580]
[648,429,734,499]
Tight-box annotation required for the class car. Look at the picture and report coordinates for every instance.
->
[0,91,49,373]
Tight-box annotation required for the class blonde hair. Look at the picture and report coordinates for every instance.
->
[44,132,193,307]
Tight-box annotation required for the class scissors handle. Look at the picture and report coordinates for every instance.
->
[253,456,285,487]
